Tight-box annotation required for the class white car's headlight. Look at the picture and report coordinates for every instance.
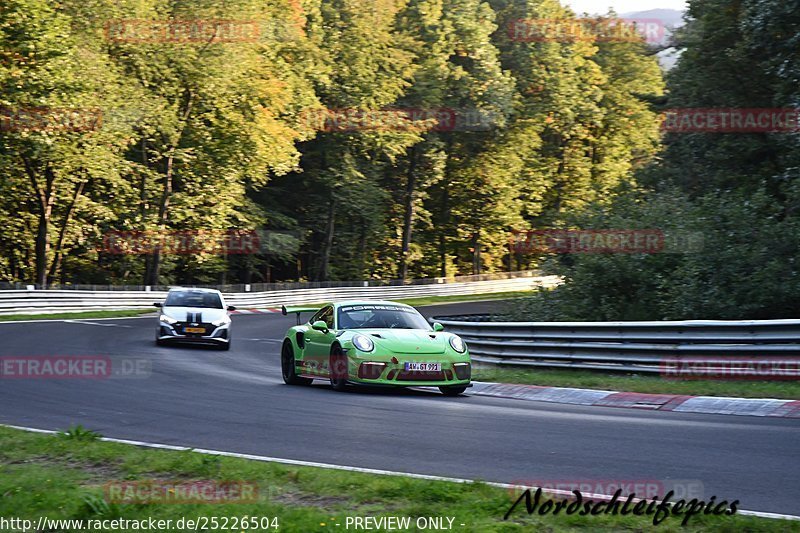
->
[352,334,374,352]
[159,314,177,325]
[449,335,466,353]
[211,317,231,327]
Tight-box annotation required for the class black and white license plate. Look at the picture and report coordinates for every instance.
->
[404,362,441,371]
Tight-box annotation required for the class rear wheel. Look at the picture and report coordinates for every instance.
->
[282,341,311,385]
[439,385,468,396]
[329,345,348,392]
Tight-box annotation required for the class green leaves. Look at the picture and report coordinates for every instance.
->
[511,0,800,321]
[0,0,672,288]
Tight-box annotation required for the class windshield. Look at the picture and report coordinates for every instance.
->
[164,291,223,309]
[337,304,430,330]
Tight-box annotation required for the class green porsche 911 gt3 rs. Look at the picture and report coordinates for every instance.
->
[280,301,471,396]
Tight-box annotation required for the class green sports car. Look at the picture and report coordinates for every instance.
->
[280,301,471,396]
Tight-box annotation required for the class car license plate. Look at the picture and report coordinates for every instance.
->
[404,362,441,371]
[184,327,205,334]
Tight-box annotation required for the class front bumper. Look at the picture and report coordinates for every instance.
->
[351,358,471,387]
[157,322,230,345]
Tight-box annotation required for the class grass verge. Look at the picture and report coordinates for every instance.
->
[0,309,154,322]
[472,366,800,400]
[0,425,794,532]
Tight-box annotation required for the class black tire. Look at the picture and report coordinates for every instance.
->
[155,334,167,347]
[218,341,231,351]
[439,385,468,397]
[282,341,311,385]
[329,345,348,392]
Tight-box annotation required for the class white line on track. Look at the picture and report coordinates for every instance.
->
[2,423,798,522]
[63,320,134,328]
[0,315,154,325]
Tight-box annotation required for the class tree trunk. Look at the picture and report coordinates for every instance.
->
[145,89,193,286]
[34,208,50,287]
[471,233,481,275]
[318,194,336,281]
[398,149,417,281]
[48,178,87,284]
[145,156,172,286]
[438,187,449,277]
[438,139,454,278]
[23,159,56,288]
[357,219,367,279]
[139,140,150,284]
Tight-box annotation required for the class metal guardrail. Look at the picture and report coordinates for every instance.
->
[431,315,800,374]
[0,275,561,316]
[0,270,545,292]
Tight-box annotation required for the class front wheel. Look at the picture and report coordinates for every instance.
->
[439,385,468,396]
[282,341,311,385]
[329,345,348,392]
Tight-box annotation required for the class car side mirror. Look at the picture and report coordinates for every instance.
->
[311,320,329,333]
[153,302,163,308]
[432,322,444,332]
[227,305,236,311]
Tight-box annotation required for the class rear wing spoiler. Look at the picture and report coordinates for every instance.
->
[281,305,321,325]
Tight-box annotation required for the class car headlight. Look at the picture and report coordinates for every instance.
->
[211,317,231,327]
[159,314,177,325]
[449,335,466,353]
[352,334,374,352]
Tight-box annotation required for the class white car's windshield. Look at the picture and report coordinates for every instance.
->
[337,304,430,330]
[164,291,223,309]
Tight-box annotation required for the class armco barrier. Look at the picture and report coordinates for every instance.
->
[430,315,800,374]
[0,275,561,316]
[0,270,549,292]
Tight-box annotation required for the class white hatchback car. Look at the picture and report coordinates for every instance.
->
[154,288,235,350]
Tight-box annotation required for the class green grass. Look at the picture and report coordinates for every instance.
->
[0,309,154,322]
[473,366,800,399]
[0,425,795,532]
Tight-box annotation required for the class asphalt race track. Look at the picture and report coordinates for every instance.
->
[1,301,798,516]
